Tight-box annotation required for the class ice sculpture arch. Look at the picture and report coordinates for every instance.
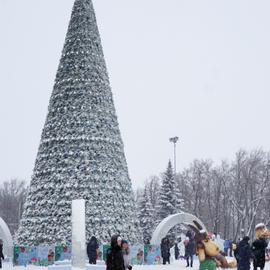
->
[150,212,206,245]
[0,217,13,257]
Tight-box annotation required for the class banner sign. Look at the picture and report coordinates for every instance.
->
[130,245,144,265]
[13,246,38,266]
[14,244,162,266]
[144,245,162,265]
[36,246,55,266]
[55,245,71,262]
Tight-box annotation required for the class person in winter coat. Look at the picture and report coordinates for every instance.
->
[252,236,268,270]
[223,239,230,256]
[161,238,170,265]
[229,240,234,257]
[185,237,195,267]
[87,236,99,264]
[106,235,125,270]
[234,236,254,270]
[174,240,180,260]
[0,239,4,269]
[122,240,132,270]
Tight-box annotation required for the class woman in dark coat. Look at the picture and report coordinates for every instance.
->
[252,237,268,270]
[0,239,4,269]
[106,235,125,270]
[234,236,254,270]
[174,241,179,260]
[161,238,170,265]
[87,236,99,264]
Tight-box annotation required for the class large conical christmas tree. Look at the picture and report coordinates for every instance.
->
[17,0,140,245]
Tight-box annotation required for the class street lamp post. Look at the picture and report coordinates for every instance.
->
[169,136,179,175]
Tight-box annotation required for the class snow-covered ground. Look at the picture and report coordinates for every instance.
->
[2,260,270,270]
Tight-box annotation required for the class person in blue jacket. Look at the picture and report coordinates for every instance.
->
[223,239,230,256]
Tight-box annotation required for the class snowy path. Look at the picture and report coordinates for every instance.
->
[135,259,270,270]
[2,261,270,270]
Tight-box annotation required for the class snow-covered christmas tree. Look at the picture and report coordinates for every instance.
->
[16,0,140,245]
[158,161,177,220]
[138,185,154,244]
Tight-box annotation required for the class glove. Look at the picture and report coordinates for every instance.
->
[127,265,132,270]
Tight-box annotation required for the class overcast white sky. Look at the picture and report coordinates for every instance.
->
[0,0,270,188]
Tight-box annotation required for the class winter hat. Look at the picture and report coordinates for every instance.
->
[122,240,128,244]
[243,236,250,242]
[255,223,265,230]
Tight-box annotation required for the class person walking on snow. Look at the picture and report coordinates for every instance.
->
[87,236,99,264]
[185,237,195,267]
[252,237,268,270]
[223,239,230,256]
[161,237,171,265]
[234,236,254,270]
[174,240,180,260]
[0,239,4,269]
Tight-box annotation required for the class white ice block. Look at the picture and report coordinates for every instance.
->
[72,199,86,269]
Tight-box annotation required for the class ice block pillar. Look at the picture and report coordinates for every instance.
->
[72,199,86,268]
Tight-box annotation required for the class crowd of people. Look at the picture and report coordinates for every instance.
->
[160,231,196,267]
[0,228,269,270]
[235,235,269,270]
[159,226,269,270]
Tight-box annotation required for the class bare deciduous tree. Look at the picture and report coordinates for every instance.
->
[0,179,28,235]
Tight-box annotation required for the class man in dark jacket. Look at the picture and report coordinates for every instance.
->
[0,239,4,269]
[234,236,253,270]
[106,235,125,270]
[87,236,99,264]
[174,240,179,260]
[161,238,170,265]
[252,237,268,270]
[185,237,195,267]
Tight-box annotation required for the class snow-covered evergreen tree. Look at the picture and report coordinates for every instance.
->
[147,176,161,224]
[175,179,184,212]
[138,185,154,244]
[158,161,176,220]
[16,0,140,245]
